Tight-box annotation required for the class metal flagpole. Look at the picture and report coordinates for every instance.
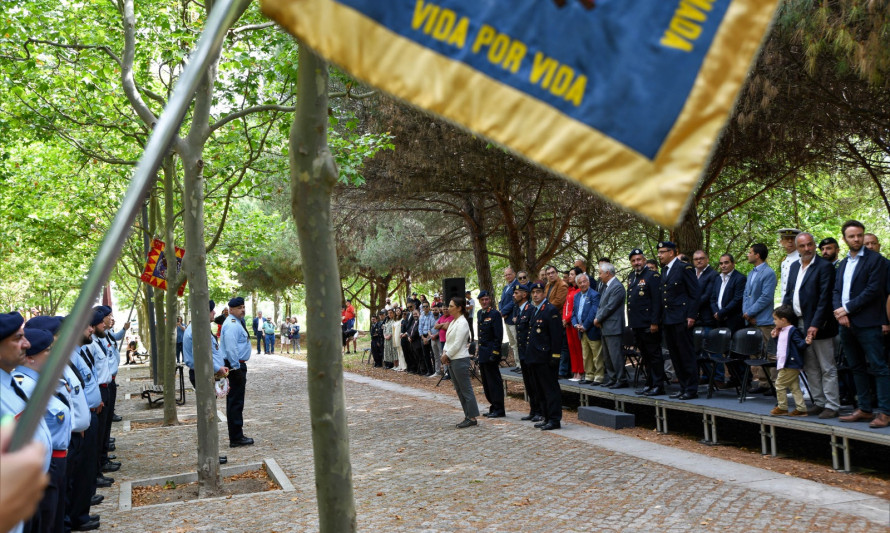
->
[10,0,245,451]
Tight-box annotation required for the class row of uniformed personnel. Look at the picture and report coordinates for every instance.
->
[0,306,127,533]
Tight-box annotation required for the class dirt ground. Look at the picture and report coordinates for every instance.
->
[282,340,890,502]
[131,469,277,507]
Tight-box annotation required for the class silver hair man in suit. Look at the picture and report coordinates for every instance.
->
[593,262,627,388]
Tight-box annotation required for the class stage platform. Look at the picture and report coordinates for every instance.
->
[500,367,890,472]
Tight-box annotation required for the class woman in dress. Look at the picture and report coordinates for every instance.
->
[391,308,405,371]
[564,267,585,381]
[441,296,479,427]
[382,309,395,369]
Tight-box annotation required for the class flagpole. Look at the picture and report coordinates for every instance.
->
[9,0,245,451]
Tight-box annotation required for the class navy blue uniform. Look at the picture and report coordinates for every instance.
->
[661,259,701,396]
[514,301,541,417]
[627,268,665,391]
[477,307,505,416]
[526,301,564,422]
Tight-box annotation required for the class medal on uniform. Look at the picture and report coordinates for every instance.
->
[639,291,644,296]
[536,328,541,333]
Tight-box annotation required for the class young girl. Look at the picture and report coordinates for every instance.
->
[770,304,811,416]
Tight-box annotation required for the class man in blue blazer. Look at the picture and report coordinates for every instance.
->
[499,267,519,363]
[833,220,890,428]
[571,273,602,385]
[251,311,264,355]
[742,243,778,392]
[783,232,840,418]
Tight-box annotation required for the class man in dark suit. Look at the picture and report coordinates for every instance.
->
[513,284,542,421]
[476,291,505,418]
[251,311,264,355]
[657,241,701,400]
[499,267,519,363]
[833,220,890,428]
[693,250,719,383]
[711,254,746,332]
[627,249,664,396]
[783,232,840,418]
[526,282,565,430]
[594,262,627,388]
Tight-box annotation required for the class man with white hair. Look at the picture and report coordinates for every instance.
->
[594,262,628,388]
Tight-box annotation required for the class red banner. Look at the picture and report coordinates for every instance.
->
[140,238,187,296]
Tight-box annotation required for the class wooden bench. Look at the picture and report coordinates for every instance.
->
[141,365,187,406]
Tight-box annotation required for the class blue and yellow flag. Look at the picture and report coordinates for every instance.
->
[261,0,779,226]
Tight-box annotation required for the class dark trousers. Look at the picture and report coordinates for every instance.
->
[840,325,890,414]
[421,341,434,374]
[70,413,98,526]
[30,455,66,533]
[176,342,184,362]
[663,323,698,395]
[519,359,542,416]
[558,329,571,377]
[634,327,664,389]
[479,360,505,415]
[371,341,384,366]
[189,368,196,387]
[401,338,416,371]
[264,333,275,353]
[255,333,263,353]
[226,362,247,441]
[97,387,110,467]
[529,358,562,422]
[65,432,84,531]
[101,380,117,461]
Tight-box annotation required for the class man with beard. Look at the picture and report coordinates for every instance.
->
[819,237,841,266]
[89,306,118,484]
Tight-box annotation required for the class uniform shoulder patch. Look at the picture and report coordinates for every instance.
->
[229,318,236,322]
[652,272,660,277]
[14,375,24,384]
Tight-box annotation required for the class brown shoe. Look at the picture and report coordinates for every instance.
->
[869,413,890,429]
[818,409,838,419]
[770,407,789,416]
[788,410,808,417]
[839,409,875,423]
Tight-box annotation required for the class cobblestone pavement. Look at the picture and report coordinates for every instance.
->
[102,355,890,532]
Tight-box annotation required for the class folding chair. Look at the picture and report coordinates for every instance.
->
[702,328,733,398]
[692,327,711,385]
[621,327,645,388]
[734,328,769,403]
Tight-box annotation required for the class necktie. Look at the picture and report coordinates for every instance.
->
[10,378,29,402]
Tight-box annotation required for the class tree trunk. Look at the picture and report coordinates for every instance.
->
[289,43,356,533]
[274,291,280,324]
[673,203,704,255]
[162,156,180,426]
[464,198,493,293]
[153,289,166,386]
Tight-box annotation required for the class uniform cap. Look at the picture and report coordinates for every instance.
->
[477,290,490,299]
[24,328,54,356]
[209,300,216,312]
[25,315,64,335]
[0,312,24,341]
[657,241,677,250]
[228,297,245,307]
[777,228,802,237]
[628,248,645,259]
[818,237,838,249]
[514,283,529,293]
[529,281,546,292]
[91,306,111,326]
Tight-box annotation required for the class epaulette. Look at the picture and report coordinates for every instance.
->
[652,272,660,277]
[685,265,694,269]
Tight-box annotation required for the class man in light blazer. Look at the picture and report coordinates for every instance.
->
[594,262,627,388]
[783,232,840,418]
[833,220,890,428]
[571,273,602,385]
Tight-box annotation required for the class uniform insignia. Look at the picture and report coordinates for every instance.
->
[57,413,65,422]
[653,272,660,277]
[484,317,492,322]
[685,265,694,269]
[74,386,81,394]
[638,280,646,286]
[14,376,24,385]
[536,328,542,333]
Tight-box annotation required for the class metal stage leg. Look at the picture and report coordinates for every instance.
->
[760,423,768,455]
[703,413,710,442]
[655,405,662,433]
[770,425,777,457]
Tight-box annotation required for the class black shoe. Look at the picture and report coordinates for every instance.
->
[230,437,255,447]
[534,420,548,428]
[520,414,536,421]
[589,381,602,386]
[578,379,591,385]
[678,393,699,400]
[608,381,629,389]
[484,412,505,418]
[108,443,116,451]
[89,515,100,522]
[96,476,113,488]
[669,391,683,399]
[644,388,665,397]
[540,421,561,430]
[72,519,100,531]
[511,367,522,373]
[90,494,104,505]
[106,454,116,460]
[109,437,115,444]
[456,418,477,428]
[112,414,122,422]
[635,387,651,395]
[219,456,227,464]
[530,415,544,422]
[601,381,616,388]
[101,462,120,473]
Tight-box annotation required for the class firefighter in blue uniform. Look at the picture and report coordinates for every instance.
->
[626,249,665,396]
[476,291,505,418]
[512,283,543,422]
[526,282,565,430]
[657,241,701,400]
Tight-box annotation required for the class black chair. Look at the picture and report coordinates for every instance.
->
[733,328,771,403]
[692,327,711,387]
[621,327,645,388]
[702,328,733,398]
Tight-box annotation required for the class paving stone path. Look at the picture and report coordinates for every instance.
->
[103,354,889,532]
